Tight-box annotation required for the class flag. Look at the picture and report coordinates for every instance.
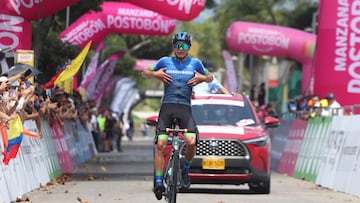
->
[80,41,105,89]
[41,69,63,89]
[85,51,123,103]
[222,50,238,93]
[2,116,24,165]
[54,41,92,85]
[2,116,40,165]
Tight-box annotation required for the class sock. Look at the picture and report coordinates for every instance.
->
[182,159,192,174]
[155,171,163,186]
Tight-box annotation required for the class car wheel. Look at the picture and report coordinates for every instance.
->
[249,179,270,194]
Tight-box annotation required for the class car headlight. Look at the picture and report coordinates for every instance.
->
[243,136,270,146]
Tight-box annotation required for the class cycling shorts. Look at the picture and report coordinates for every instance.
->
[156,103,198,136]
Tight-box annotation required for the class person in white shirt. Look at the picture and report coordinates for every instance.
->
[326,92,343,115]
[192,59,230,95]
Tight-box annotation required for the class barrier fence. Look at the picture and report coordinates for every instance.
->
[0,117,96,203]
[1,107,360,202]
[271,113,360,197]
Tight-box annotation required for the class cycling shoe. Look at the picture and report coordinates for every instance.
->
[153,184,165,200]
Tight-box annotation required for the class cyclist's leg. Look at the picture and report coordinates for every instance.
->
[154,104,172,200]
[176,104,198,188]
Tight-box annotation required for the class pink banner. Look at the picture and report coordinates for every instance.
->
[50,121,73,173]
[277,119,307,176]
[226,21,316,93]
[313,0,360,106]
[222,50,238,93]
[123,0,206,21]
[59,2,177,48]
[134,58,157,71]
[0,14,31,50]
[86,52,123,105]
[1,0,80,20]
[0,0,80,50]
[80,41,105,89]
[104,76,121,98]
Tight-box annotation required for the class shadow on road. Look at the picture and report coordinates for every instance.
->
[181,186,258,195]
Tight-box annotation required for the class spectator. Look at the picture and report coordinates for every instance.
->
[126,115,134,141]
[96,109,106,151]
[265,103,279,118]
[326,92,343,115]
[90,108,100,151]
[113,112,124,152]
[257,82,266,107]
[192,59,230,95]
[104,109,116,152]
[141,121,149,137]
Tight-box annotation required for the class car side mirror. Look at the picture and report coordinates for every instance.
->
[263,116,280,128]
[146,115,158,126]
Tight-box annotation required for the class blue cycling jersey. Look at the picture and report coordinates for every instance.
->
[150,56,209,106]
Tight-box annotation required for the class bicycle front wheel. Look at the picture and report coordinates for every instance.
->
[167,151,179,203]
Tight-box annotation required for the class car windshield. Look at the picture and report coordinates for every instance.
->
[191,103,257,126]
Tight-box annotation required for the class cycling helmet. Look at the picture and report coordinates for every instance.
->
[172,32,192,45]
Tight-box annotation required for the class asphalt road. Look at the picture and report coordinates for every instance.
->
[25,135,360,203]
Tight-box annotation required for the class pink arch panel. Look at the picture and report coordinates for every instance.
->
[226,21,316,93]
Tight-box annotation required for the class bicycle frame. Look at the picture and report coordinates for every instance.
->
[163,118,187,203]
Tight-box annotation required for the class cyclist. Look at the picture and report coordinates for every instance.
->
[142,31,213,200]
[193,59,231,95]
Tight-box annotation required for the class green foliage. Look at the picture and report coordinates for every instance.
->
[35,30,80,83]
[114,54,136,77]
[130,35,173,59]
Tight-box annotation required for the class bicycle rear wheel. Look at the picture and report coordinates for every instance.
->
[167,151,179,203]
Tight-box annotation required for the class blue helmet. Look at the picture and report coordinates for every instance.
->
[172,32,192,45]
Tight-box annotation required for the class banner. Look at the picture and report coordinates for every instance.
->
[79,41,105,89]
[277,119,307,176]
[59,2,177,48]
[86,52,123,105]
[226,21,316,93]
[55,41,91,85]
[15,49,34,83]
[313,0,360,106]
[222,50,238,93]
[0,0,80,50]
[0,14,31,50]
[123,0,206,21]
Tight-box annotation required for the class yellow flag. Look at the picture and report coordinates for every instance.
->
[55,41,92,85]
[63,77,73,94]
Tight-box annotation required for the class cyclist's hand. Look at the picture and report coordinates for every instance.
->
[154,68,172,84]
[188,71,206,86]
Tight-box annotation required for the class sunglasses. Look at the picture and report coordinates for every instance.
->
[174,43,190,51]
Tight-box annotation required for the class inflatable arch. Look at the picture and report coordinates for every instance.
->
[226,21,316,93]
[59,2,177,48]
[123,0,207,22]
[0,0,81,50]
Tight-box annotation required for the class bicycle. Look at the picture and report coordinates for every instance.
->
[161,118,188,203]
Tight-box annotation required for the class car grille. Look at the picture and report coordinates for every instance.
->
[181,139,249,158]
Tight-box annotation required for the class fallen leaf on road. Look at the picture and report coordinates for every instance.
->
[87,175,97,181]
[15,195,30,202]
[77,196,91,203]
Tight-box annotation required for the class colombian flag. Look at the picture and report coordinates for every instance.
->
[2,116,23,165]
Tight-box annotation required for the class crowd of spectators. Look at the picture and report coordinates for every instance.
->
[250,83,344,121]
[0,68,130,153]
[286,91,343,119]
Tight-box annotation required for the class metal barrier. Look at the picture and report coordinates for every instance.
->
[280,104,360,120]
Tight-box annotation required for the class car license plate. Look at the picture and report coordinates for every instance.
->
[202,158,225,170]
